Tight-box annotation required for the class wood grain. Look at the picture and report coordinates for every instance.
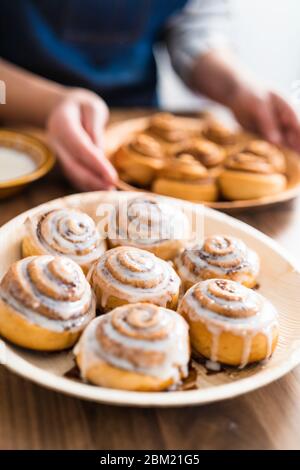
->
[0,110,300,450]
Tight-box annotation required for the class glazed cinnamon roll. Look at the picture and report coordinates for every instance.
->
[179,279,279,368]
[22,208,106,274]
[0,256,96,351]
[90,246,181,313]
[152,153,218,202]
[112,133,166,187]
[147,112,200,144]
[74,303,190,391]
[175,235,260,290]
[219,140,287,200]
[178,279,278,368]
[108,195,192,260]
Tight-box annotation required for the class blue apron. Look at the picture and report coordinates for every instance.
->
[0,0,188,106]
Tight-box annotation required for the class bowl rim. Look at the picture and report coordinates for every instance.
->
[0,129,55,189]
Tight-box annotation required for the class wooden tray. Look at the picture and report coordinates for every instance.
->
[105,117,300,211]
[1,191,300,407]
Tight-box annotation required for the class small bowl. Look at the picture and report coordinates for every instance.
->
[0,129,55,199]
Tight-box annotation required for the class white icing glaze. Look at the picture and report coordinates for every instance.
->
[109,195,191,249]
[175,235,260,286]
[91,247,180,308]
[179,279,278,368]
[0,256,95,332]
[26,209,106,268]
[75,303,190,382]
[0,148,36,182]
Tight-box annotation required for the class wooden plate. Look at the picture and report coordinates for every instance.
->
[105,117,300,211]
[0,130,55,199]
[0,191,300,406]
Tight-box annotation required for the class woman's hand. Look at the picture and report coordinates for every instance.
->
[47,89,118,191]
[230,84,300,152]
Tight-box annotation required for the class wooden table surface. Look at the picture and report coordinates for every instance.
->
[1,111,300,450]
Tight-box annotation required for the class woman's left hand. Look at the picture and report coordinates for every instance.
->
[230,85,300,151]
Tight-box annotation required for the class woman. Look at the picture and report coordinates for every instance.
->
[1,0,299,190]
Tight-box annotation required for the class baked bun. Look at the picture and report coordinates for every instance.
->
[203,118,238,146]
[147,112,200,144]
[22,208,106,274]
[152,153,218,202]
[219,140,287,200]
[0,256,95,351]
[108,195,192,260]
[112,134,166,187]
[175,235,260,290]
[172,138,225,168]
[179,279,279,367]
[90,246,181,313]
[75,303,190,391]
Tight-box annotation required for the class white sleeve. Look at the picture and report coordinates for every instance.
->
[165,0,230,83]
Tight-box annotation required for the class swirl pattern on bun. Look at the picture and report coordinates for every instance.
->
[109,195,191,260]
[22,208,106,274]
[75,303,190,390]
[179,279,279,368]
[0,256,96,350]
[90,246,181,312]
[175,235,260,289]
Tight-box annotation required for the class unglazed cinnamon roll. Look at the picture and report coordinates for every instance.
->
[175,235,260,290]
[179,279,279,368]
[152,153,218,202]
[172,138,225,168]
[219,140,287,200]
[0,256,96,351]
[74,303,190,391]
[108,195,192,260]
[22,208,106,274]
[90,246,181,313]
[147,112,200,144]
[112,133,166,187]
[203,118,238,146]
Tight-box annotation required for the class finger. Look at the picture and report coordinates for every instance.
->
[50,138,115,191]
[81,101,108,148]
[270,92,300,129]
[285,128,300,153]
[55,102,117,185]
[270,92,300,151]
[254,98,283,144]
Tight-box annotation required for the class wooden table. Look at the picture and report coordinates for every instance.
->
[1,111,300,451]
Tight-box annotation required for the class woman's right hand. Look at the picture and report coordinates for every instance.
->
[47,89,118,191]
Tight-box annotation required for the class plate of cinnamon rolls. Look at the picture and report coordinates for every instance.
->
[0,191,299,406]
[107,112,300,210]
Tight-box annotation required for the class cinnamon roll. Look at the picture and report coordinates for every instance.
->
[147,112,200,144]
[172,138,225,168]
[90,246,181,313]
[74,303,190,391]
[112,133,166,187]
[175,235,260,290]
[22,208,106,274]
[179,279,279,368]
[203,118,238,146]
[108,195,192,260]
[219,140,287,200]
[0,256,96,351]
[152,153,218,202]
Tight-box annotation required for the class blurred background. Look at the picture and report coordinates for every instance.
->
[158,0,300,114]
